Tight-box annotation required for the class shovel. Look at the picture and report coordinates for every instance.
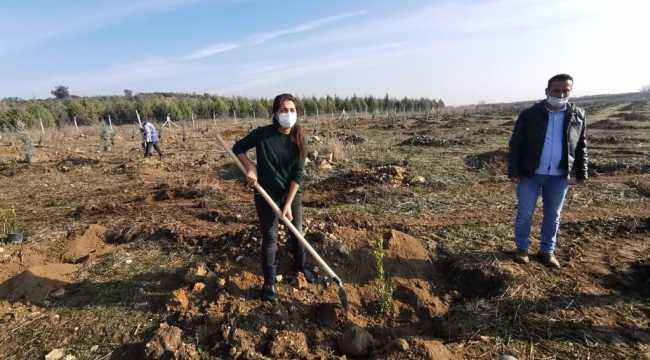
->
[216,134,349,316]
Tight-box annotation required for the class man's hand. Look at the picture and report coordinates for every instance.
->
[280,204,293,221]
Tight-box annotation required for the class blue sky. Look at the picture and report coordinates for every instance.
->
[1,0,648,104]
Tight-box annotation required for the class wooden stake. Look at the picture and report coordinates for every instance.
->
[191,113,195,127]
[135,110,142,127]
[39,118,45,134]
[108,115,113,131]
[74,117,79,132]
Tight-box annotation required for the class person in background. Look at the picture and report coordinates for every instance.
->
[232,93,314,302]
[142,118,164,160]
[508,74,588,268]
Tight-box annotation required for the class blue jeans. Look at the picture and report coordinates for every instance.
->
[514,174,569,254]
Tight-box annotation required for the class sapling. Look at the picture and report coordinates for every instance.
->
[100,120,114,152]
[370,237,394,314]
[16,121,36,163]
[0,205,19,235]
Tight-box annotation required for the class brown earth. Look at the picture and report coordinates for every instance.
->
[1,104,649,360]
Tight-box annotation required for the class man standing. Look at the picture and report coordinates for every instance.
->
[142,118,164,160]
[508,74,588,268]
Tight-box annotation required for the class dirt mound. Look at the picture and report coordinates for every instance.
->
[473,127,511,136]
[589,135,637,144]
[57,157,101,167]
[589,161,650,175]
[61,224,114,263]
[0,263,80,304]
[464,148,509,174]
[560,216,649,237]
[144,323,198,360]
[312,166,424,191]
[590,119,636,129]
[338,325,373,357]
[152,184,211,201]
[270,330,310,358]
[344,135,367,144]
[612,112,650,121]
[442,117,473,128]
[499,120,516,126]
[398,135,470,147]
[627,180,650,197]
[352,230,448,316]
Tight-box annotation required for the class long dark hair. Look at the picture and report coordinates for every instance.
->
[272,93,306,161]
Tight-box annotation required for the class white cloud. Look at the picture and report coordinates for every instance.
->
[246,10,367,45]
[184,44,241,60]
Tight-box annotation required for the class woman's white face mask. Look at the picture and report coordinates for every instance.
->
[277,112,297,128]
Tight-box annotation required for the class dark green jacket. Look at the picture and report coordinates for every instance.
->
[232,125,306,191]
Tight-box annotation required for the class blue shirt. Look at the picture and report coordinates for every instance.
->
[535,105,566,175]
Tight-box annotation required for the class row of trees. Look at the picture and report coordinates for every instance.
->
[1,87,445,130]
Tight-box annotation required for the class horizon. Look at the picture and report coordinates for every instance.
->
[1,0,649,105]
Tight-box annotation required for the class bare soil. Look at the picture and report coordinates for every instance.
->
[1,103,649,360]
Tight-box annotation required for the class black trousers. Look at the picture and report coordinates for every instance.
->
[145,141,163,157]
[254,187,305,269]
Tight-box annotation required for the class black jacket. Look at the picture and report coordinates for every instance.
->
[508,101,588,179]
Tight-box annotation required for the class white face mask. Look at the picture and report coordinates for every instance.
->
[277,112,297,128]
[547,96,569,107]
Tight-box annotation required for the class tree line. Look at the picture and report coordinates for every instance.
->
[0,86,445,130]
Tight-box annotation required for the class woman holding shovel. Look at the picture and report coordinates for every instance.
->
[232,93,314,301]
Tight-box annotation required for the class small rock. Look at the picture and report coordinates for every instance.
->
[90,345,99,352]
[229,347,237,356]
[0,248,4,253]
[236,255,244,262]
[62,356,77,360]
[499,356,519,360]
[450,290,462,300]
[217,278,227,290]
[260,326,267,334]
[52,314,60,321]
[335,242,350,256]
[192,282,206,293]
[166,289,190,312]
[319,162,333,170]
[394,338,409,351]
[51,288,65,298]
[295,272,310,289]
[276,275,283,283]
[60,166,70,172]
[45,349,66,360]
[125,259,133,264]
[412,176,425,183]
[313,266,320,273]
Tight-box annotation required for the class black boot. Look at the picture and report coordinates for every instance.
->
[294,252,315,283]
[262,265,278,301]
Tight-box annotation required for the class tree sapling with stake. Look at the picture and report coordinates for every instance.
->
[16,121,36,164]
[100,120,114,152]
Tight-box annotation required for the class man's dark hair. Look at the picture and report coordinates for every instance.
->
[548,74,573,89]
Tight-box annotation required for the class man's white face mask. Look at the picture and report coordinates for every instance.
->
[547,96,569,107]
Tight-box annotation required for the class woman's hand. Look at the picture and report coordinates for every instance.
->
[280,204,293,221]
[246,167,257,186]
